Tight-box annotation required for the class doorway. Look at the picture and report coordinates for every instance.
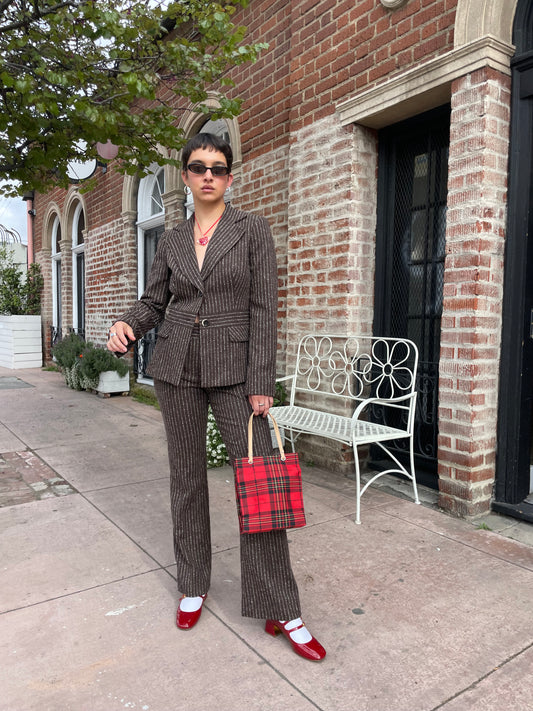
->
[494,0,533,521]
[374,106,450,489]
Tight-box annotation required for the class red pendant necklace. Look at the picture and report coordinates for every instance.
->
[195,213,223,246]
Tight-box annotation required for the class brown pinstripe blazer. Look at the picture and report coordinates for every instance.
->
[117,205,278,395]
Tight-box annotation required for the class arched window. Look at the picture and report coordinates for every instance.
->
[201,118,231,144]
[51,216,62,338]
[137,166,165,296]
[71,203,85,337]
[136,166,165,381]
[150,170,165,216]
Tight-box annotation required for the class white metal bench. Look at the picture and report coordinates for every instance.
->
[271,334,421,524]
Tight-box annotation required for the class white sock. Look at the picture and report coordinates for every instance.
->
[280,617,313,644]
[179,595,205,612]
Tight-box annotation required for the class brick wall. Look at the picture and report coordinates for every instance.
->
[84,217,138,345]
[438,67,511,517]
[230,0,292,159]
[231,0,456,158]
[286,116,377,349]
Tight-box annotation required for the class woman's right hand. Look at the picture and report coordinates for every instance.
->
[107,321,135,354]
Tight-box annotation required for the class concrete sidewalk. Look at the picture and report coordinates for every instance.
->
[1,366,533,711]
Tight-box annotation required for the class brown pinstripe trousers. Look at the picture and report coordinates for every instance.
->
[154,328,302,620]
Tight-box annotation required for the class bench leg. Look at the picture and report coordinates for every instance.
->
[354,445,362,525]
[408,436,421,507]
[285,428,298,453]
[353,438,420,524]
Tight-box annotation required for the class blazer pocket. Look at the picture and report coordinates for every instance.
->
[228,325,249,342]
[155,322,171,340]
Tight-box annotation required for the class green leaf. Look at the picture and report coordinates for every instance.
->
[0,0,266,196]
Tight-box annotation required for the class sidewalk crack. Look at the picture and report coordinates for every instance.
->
[430,640,533,710]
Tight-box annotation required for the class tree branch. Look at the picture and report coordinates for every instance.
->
[0,0,78,34]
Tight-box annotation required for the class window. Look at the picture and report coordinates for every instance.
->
[71,204,85,337]
[51,216,62,337]
[150,170,164,216]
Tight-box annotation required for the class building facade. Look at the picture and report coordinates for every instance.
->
[30,0,533,522]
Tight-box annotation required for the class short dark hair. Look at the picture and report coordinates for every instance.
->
[182,132,233,173]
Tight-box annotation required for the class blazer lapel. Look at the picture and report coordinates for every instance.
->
[167,218,204,292]
[200,205,246,280]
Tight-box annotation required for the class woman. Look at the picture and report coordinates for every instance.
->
[107,133,325,661]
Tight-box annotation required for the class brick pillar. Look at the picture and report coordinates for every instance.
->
[59,235,72,336]
[84,213,137,346]
[286,116,377,351]
[36,248,52,360]
[438,67,511,517]
[351,123,379,335]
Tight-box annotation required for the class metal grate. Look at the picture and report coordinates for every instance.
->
[375,107,450,483]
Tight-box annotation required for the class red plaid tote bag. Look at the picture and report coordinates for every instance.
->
[234,413,306,534]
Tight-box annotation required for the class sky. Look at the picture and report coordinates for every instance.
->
[0,191,28,244]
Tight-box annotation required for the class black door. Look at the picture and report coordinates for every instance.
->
[374,106,450,488]
[494,0,533,521]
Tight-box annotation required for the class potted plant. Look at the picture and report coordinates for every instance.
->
[52,333,129,394]
[0,245,44,369]
[78,343,130,394]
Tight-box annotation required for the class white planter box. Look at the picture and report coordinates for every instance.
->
[97,370,130,394]
[0,315,42,369]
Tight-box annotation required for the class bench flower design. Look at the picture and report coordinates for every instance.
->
[297,335,414,400]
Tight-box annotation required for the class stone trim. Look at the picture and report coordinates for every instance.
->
[336,36,514,129]
[454,0,517,49]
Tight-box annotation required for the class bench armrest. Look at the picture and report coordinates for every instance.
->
[352,391,417,420]
[276,375,295,382]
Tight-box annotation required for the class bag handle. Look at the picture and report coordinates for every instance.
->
[247,412,285,463]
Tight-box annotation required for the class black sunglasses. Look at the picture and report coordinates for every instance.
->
[187,163,230,176]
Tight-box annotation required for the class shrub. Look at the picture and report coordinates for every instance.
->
[0,245,43,315]
[52,332,86,369]
[78,344,129,383]
[53,334,129,391]
[206,407,229,468]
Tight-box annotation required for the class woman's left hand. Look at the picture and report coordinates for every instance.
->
[249,395,273,418]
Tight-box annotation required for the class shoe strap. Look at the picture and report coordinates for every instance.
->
[280,619,306,633]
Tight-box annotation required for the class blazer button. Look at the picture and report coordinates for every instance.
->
[199,319,209,327]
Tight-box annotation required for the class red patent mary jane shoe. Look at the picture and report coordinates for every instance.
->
[265,619,326,661]
[176,594,207,630]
